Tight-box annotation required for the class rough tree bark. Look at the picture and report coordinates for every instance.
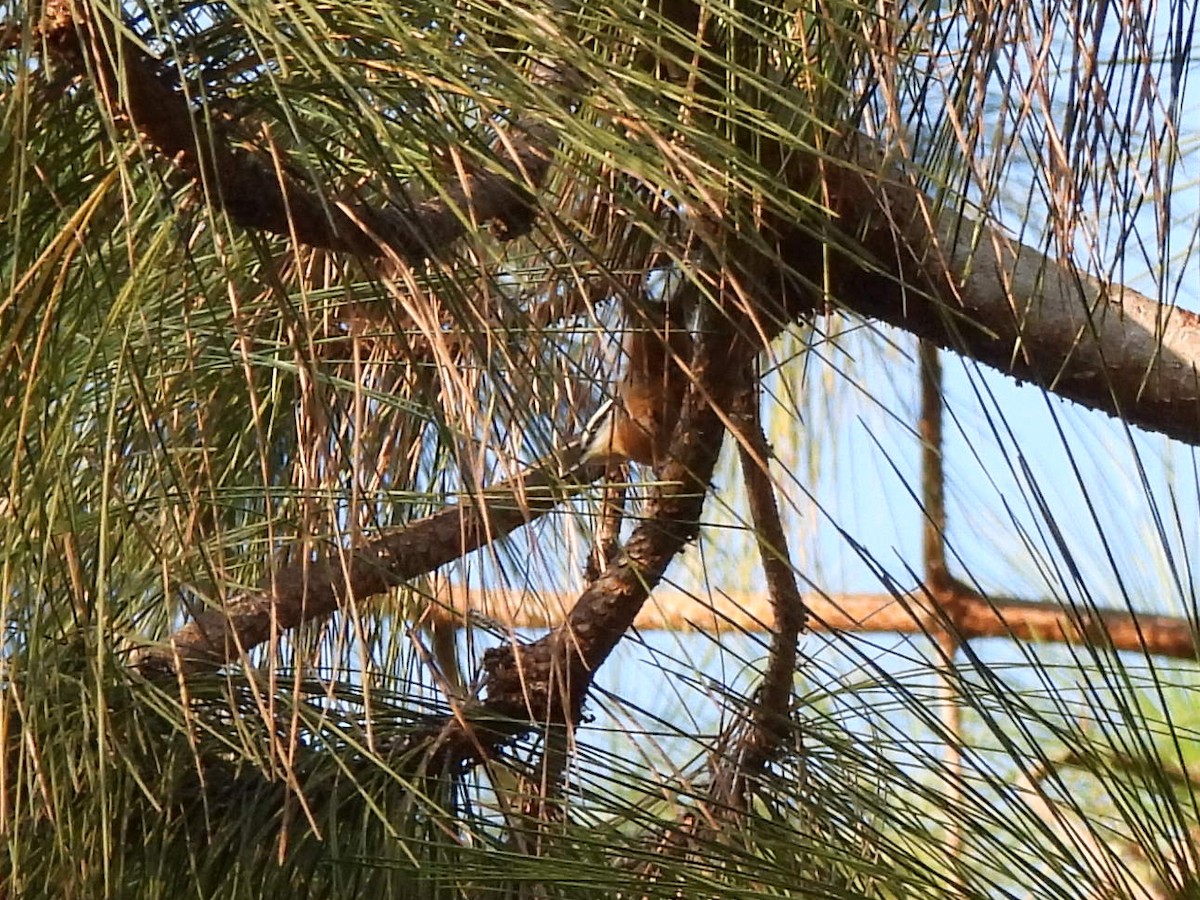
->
[773,137,1200,444]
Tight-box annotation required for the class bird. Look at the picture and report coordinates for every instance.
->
[580,295,693,468]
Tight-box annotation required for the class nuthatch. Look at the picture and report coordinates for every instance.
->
[581,296,693,468]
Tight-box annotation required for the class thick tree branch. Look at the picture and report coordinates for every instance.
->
[38,1,560,265]
[428,585,1200,662]
[777,137,1200,445]
[710,381,808,808]
[134,454,605,675]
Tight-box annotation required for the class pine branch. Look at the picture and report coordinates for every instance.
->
[133,451,606,675]
[774,135,1200,445]
[709,379,808,809]
[424,585,1200,662]
[38,1,563,266]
